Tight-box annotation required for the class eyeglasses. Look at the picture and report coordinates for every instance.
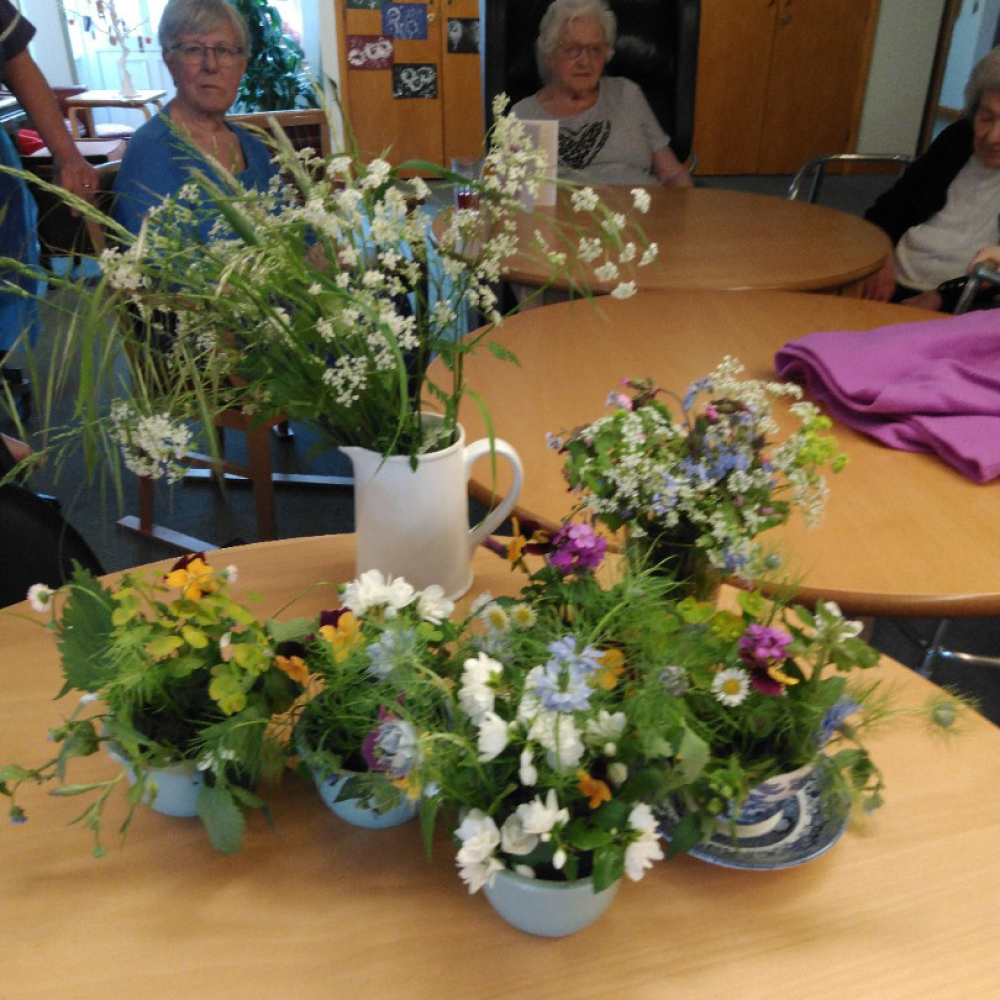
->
[555,43,606,62]
[170,42,245,67]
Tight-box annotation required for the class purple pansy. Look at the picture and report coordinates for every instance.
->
[547,523,607,575]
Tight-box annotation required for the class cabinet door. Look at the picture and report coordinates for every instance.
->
[692,0,777,175]
[756,0,880,173]
[440,0,485,162]
[337,0,445,166]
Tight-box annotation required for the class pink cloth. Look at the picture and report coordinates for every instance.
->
[774,311,1000,484]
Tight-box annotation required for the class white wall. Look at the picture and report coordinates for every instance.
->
[856,0,947,156]
[21,0,76,83]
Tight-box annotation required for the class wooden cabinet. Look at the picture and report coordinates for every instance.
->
[334,0,484,169]
[693,0,880,174]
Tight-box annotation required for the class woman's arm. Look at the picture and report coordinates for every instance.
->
[4,49,97,201]
[652,146,692,187]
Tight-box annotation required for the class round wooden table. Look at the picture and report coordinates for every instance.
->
[432,290,1000,618]
[1,535,997,1000]
[434,186,891,294]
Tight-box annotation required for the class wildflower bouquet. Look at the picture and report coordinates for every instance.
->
[650,591,964,855]
[422,524,704,893]
[556,357,846,591]
[7,98,658,486]
[0,555,309,855]
[293,571,461,815]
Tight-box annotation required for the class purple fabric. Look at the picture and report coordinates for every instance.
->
[774,311,1000,484]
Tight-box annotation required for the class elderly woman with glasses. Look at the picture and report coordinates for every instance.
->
[114,0,278,237]
[511,0,691,187]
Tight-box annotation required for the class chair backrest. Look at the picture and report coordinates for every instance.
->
[787,153,913,204]
[0,483,105,609]
[227,109,332,158]
[480,0,700,164]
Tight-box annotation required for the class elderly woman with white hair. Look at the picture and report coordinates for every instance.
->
[114,0,279,238]
[862,45,1000,311]
[511,0,691,187]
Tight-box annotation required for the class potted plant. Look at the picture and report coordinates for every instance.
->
[0,554,309,856]
[419,524,702,936]
[293,572,460,828]
[555,358,847,597]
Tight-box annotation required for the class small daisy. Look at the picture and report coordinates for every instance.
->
[712,666,751,707]
[479,602,510,632]
[27,583,55,613]
[509,603,536,629]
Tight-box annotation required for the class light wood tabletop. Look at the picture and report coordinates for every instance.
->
[434,185,891,294]
[64,89,167,136]
[431,289,1000,618]
[1,534,997,1000]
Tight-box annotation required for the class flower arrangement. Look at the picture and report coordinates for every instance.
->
[0,555,309,855]
[421,525,700,894]
[293,571,460,816]
[7,97,658,487]
[555,358,846,590]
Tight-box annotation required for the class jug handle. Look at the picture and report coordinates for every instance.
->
[464,437,524,552]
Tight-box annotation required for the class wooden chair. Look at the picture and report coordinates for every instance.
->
[227,108,332,158]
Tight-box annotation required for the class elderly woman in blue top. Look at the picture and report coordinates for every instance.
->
[512,0,691,187]
[114,0,278,238]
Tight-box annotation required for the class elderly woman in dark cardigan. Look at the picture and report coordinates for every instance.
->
[862,46,1000,311]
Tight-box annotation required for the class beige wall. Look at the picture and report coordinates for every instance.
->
[856,0,947,155]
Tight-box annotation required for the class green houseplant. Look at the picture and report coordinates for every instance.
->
[0,554,310,855]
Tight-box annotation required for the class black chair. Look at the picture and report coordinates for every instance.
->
[480,0,700,165]
[0,482,105,608]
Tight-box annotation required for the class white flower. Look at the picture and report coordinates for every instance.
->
[26,583,54,613]
[340,569,415,618]
[500,814,539,855]
[509,603,537,629]
[624,834,664,881]
[513,864,535,879]
[610,281,637,299]
[477,711,510,762]
[552,848,567,870]
[594,260,620,282]
[458,856,504,894]
[416,584,454,624]
[519,747,538,786]
[459,652,503,721]
[608,762,628,786]
[528,711,585,771]
[221,565,238,584]
[469,591,494,615]
[570,186,599,212]
[79,692,98,705]
[639,242,659,266]
[479,601,509,632]
[516,789,569,837]
[360,157,392,189]
[585,710,626,743]
[455,809,501,863]
[813,601,864,642]
[712,667,751,707]
[631,187,652,213]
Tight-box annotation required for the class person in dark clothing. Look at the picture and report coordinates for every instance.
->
[862,45,1000,311]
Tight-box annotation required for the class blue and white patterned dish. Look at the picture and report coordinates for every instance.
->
[657,769,848,871]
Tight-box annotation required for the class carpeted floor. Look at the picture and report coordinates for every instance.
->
[4,172,998,724]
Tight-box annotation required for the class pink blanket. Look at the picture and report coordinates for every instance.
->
[774,311,1000,484]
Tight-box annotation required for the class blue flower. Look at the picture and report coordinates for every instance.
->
[366,627,418,681]
[816,698,862,746]
[530,637,602,712]
[683,377,712,411]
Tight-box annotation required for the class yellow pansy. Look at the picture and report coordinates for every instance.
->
[164,557,217,601]
[318,611,362,662]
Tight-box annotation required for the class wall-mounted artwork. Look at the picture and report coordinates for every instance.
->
[346,0,381,9]
[346,34,394,70]
[382,3,428,40]
[392,63,437,99]
[446,17,479,54]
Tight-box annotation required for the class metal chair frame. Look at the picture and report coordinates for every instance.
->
[787,152,913,203]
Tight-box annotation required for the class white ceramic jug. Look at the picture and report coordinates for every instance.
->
[341,417,523,599]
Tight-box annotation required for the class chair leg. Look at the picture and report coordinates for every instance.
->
[246,424,277,541]
[138,475,154,533]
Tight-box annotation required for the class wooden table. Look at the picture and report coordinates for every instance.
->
[64,88,167,136]
[434,186,891,295]
[432,290,1000,618]
[1,535,997,1000]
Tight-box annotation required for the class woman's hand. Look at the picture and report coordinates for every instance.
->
[652,147,693,188]
[969,244,1000,271]
[53,153,99,205]
[861,258,896,301]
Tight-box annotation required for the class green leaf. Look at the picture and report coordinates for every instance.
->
[181,625,208,648]
[55,568,117,695]
[591,842,624,892]
[419,796,440,859]
[146,634,184,658]
[673,727,710,782]
[197,785,245,854]
[266,616,316,644]
[665,811,707,859]
[0,764,40,783]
